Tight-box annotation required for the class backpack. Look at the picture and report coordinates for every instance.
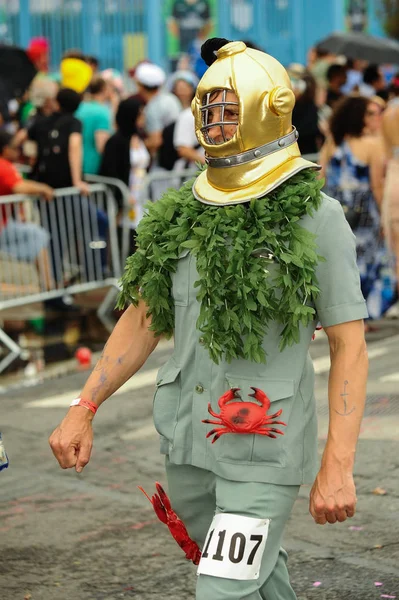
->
[35,114,74,188]
[157,121,180,171]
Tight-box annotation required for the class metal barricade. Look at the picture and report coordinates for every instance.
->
[143,167,199,203]
[138,158,321,207]
[0,183,121,373]
[86,170,199,264]
[84,174,132,266]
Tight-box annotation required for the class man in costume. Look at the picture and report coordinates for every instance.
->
[49,39,369,599]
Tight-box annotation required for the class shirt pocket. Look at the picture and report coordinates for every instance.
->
[215,374,295,467]
[153,361,182,442]
[172,248,191,307]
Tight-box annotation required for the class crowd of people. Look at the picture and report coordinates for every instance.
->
[291,47,399,322]
[0,43,206,279]
[1,37,399,323]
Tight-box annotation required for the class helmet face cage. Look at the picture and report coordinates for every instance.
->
[200,89,239,145]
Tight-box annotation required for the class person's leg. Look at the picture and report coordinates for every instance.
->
[0,221,63,296]
[35,247,54,290]
[0,220,50,263]
[165,457,216,547]
[260,547,295,600]
[0,219,51,289]
[196,477,300,600]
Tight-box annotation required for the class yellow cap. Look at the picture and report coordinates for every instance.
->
[60,58,93,93]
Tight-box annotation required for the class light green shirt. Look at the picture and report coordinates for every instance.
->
[152,193,368,485]
[75,101,112,175]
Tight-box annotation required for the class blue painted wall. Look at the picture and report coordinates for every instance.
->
[220,0,387,68]
[0,0,391,72]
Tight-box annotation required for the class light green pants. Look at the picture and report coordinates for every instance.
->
[166,458,300,600]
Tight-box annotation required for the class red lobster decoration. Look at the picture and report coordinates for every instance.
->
[138,482,201,565]
[203,387,287,443]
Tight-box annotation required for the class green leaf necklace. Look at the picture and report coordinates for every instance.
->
[117,169,324,364]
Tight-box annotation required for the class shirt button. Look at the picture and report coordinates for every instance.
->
[199,337,205,345]
[195,384,204,394]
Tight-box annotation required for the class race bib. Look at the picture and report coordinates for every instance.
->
[197,513,270,580]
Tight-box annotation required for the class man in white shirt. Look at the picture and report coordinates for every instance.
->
[135,63,182,157]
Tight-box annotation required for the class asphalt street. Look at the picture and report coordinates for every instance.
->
[0,325,398,600]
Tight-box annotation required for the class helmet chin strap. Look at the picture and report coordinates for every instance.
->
[205,127,299,169]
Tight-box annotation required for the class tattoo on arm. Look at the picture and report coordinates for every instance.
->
[93,341,109,371]
[91,382,103,402]
[89,341,127,402]
[334,379,356,416]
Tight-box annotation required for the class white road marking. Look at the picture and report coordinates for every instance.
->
[313,346,389,375]
[313,355,331,375]
[363,346,389,360]
[157,339,174,351]
[380,372,399,383]
[22,339,396,406]
[25,368,159,408]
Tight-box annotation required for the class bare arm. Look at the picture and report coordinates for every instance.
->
[324,320,368,461]
[69,132,90,195]
[381,110,392,158]
[368,138,386,209]
[13,179,53,201]
[69,132,83,186]
[199,20,213,39]
[381,106,399,159]
[80,301,161,409]
[145,130,163,155]
[309,320,368,524]
[95,130,110,155]
[168,17,179,38]
[318,136,334,181]
[13,128,28,147]
[177,146,206,165]
[49,301,162,471]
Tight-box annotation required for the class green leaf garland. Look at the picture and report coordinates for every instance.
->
[117,168,324,364]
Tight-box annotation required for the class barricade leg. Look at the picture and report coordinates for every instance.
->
[0,327,22,374]
[97,285,120,332]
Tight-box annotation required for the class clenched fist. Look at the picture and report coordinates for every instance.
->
[309,464,357,525]
[49,407,94,473]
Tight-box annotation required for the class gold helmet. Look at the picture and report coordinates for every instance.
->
[192,41,320,205]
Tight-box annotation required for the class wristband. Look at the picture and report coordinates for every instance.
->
[70,397,98,415]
